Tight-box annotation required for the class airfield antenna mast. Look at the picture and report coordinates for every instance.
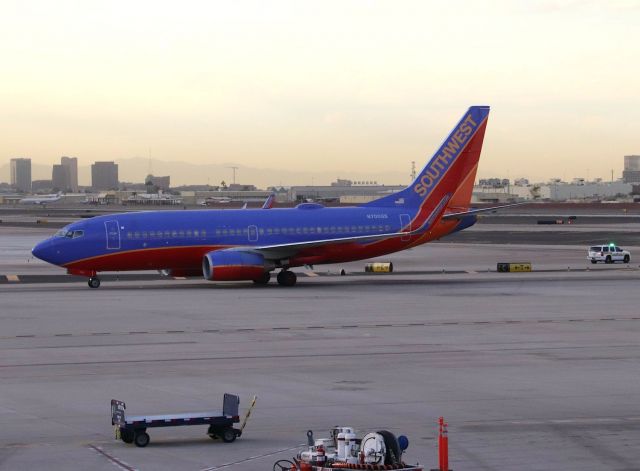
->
[228,166,239,185]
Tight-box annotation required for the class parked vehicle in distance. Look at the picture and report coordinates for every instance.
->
[587,244,630,264]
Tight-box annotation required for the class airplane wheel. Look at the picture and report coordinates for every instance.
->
[253,272,271,285]
[88,277,101,289]
[277,270,297,287]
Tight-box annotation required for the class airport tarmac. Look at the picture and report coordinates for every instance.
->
[1,227,640,470]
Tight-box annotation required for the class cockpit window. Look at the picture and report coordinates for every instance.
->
[55,229,83,238]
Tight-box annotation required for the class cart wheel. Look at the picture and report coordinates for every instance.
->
[273,459,295,471]
[221,428,237,443]
[134,431,150,447]
[207,425,219,439]
[121,429,134,444]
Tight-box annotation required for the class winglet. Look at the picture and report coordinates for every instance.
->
[261,193,276,209]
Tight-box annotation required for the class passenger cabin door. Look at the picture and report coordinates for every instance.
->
[104,220,121,250]
[400,214,411,241]
[248,225,258,242]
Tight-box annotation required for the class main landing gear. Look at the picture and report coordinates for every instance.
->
[253,270,297,286]
[276,270,297,287]
[88,277,101,289]
[252,272,271,285]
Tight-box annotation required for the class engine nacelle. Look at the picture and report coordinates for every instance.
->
[202,250,268,281]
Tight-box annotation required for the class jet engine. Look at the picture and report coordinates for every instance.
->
[202,250,269,281]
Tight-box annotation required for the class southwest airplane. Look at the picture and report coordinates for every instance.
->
[32,105,506,288]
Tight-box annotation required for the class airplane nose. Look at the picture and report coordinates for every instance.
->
[32,241,44,259]
[32,240,53,263]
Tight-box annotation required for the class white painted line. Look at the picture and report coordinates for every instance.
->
[89,445,138,471]
[200,444,305,471]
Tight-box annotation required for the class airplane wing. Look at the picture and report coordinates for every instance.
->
[242,231,406,261]
[441,202,527,220]
[242,194,453,261]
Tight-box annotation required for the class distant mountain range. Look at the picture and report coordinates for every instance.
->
[1,157,409,188]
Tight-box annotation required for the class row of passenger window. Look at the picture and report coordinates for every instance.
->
[125,224,394,240]
[215,225,393,237]
[126,229,207,239]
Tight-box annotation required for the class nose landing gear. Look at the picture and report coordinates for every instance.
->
[88,277,101,289]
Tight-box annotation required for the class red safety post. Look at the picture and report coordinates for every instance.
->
[438,417,449,471]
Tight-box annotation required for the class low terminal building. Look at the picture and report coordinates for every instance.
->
[124,193,182,206]
[290,181,405,203]
[82,191,182,206]
[472,188,521,204]
[544,181,631,201]
[179,190,273,206]
[474,179,633,202]
[0,194,23,204]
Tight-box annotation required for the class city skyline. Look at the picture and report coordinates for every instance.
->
[1,154,633,191]
[1,1,639,184]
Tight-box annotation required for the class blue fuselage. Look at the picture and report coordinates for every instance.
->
[32,204,432,272]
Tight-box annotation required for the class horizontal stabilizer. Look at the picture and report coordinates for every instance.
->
[441,202,527,220]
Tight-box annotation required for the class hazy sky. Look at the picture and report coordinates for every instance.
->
[2,0,639,185]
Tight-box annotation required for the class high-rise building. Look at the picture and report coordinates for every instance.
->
[623,155,640,183]
[10,158,32,192]
[52,164,70,192]
[91,161,119,190]
[60,156,78,192]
